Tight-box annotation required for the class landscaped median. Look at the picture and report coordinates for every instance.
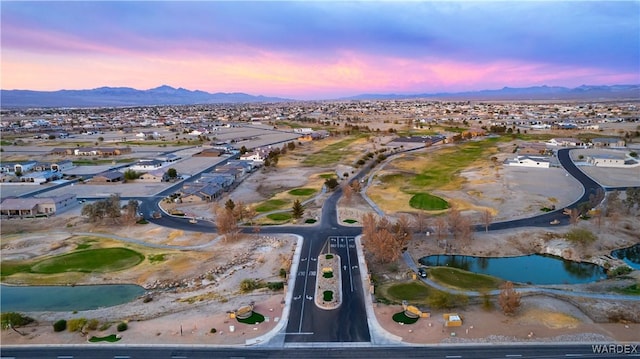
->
[315,253,342,310]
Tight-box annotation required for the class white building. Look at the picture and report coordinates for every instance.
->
[587,154,630,168]
[506,155,551,168]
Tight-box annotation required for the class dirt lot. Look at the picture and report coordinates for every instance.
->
[2,135,639,345]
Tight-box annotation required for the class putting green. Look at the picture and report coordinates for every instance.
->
[30,248,144,274]
[409,193,449,210]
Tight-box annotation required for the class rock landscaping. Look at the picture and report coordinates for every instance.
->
[315,253,341,310]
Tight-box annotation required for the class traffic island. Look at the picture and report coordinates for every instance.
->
[315,253,342,310]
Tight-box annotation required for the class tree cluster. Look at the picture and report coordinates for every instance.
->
[215,198,252,242]
[81,194,122,223]
[362,213,413,264]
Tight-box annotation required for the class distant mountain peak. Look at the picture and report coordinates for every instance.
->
[341,84,639,101]
[0,85,291,108]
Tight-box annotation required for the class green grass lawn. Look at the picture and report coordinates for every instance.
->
[288,188,316,196]
[615,283,640,295]
[386,281,432,301]
[409,193,449,210]
[89,334,121,343]
[236,312,265,325]
[302,136,362,166]
[428,266,504,291]
[392,311,420,325]
[267,212,292,221]
[254,199,288,212]
[28,248,144,274]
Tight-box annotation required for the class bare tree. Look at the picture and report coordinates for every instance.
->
[124,199,139,224]
[342,182,353,204]
[414,211,428,235]
[361,214,409,264]
[433,216,448,240]
[232,200,247,222]
[498,281,521,316]
[215,206,240,242]
[457,215,474,247]
[252,223,261,239]
[481,209,493,233]
[568,208,580,226]
[362,212,377,241]
[350,180,362,193]
[447,207,463,240]
[393,214,413,249]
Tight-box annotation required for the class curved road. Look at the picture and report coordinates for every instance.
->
[4,144,639,358]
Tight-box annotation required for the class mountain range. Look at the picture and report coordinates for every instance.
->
[0,85,291,108]
[1,84,638,108]
[340,84,640,101]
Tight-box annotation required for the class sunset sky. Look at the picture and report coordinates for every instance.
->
[1,1,638,99]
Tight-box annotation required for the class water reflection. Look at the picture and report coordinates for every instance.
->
[611,243,640,270]
[1,284,146,312]
[419,254,606,285]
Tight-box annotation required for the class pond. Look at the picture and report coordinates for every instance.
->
[418,254,607,285]
[611,243,640,270]
[0,284,146,312]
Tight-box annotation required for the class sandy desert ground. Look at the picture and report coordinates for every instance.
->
[2,137,639,346]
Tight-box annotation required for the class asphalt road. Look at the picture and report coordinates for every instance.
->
[8,144,639,357]
[3,342,638,359]
[482,147,632,230]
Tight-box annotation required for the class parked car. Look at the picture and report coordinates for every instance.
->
[550,219,560,225]
[418,267,428,278]
[189,218,198,224]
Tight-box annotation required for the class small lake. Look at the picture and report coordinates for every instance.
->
[419,254,607,285]
[0,284,146,312]
[611,243,640,270]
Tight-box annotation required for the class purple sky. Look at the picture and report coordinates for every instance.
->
[2,1,638,99]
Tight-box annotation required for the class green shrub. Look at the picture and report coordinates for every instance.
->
[323,290,334,301]
[428,291,469,309]
[67,318,87,332]
[148,254,166,263]
[608,266,633,277]
[53,319,67,332]
[240,279,260,293]
[279,268,287,278]
[325,254,334,259]
[210,328,217,334]
[565,228,597,246]
[1,312,34,330]
[323,271,334,278]
[481,292,494,311]
[267,282,284,291]
[86,319,100,331]
[98,323,112,331]
[117,322,128,332]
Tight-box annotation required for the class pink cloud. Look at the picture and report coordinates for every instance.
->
[2,44,636,99]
